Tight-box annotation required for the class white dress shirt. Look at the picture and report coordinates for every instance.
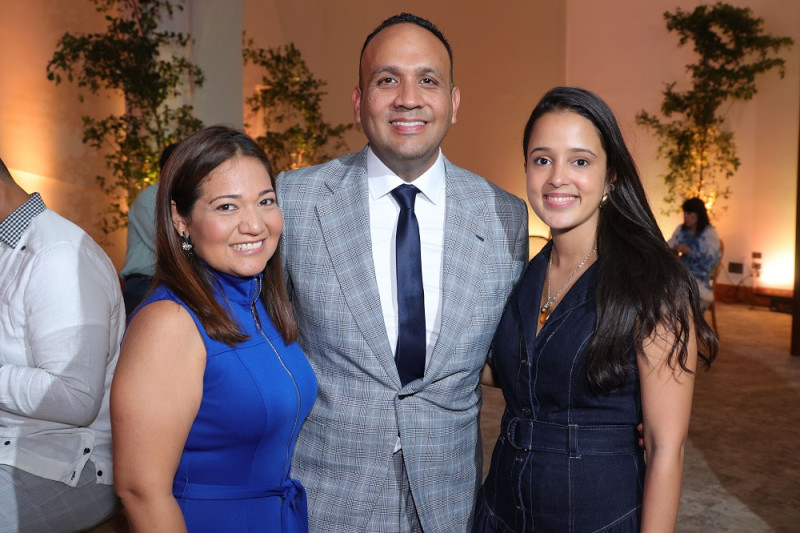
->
[367,147,446,372]
[0,194,124,487]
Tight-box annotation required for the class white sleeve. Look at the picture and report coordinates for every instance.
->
[0,241,118,426]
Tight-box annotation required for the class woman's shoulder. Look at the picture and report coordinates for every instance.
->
[127,284,202,338]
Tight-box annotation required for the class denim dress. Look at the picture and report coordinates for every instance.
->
[474,242,644,532]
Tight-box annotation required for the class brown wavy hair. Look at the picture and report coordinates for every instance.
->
[153,125,297,346]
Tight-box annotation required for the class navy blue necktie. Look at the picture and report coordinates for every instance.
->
[391,184,426,386]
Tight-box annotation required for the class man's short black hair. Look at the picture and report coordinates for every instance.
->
[359,12,454,84]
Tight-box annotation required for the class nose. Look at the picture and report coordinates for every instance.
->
[393,81,421,109]
[239,207,266,235]
[547,162,567,187]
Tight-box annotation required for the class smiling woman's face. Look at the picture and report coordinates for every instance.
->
[525,110,609,241]
[172,155,283,277]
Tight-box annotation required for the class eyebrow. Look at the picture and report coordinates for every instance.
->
[370,65,443,79]
[207,189,274,203]
[529,146,598,157]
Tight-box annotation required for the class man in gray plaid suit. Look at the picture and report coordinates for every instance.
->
[277,13,528,532]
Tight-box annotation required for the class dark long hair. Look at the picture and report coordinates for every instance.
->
[523,87,717,390]
[153,125,297,346]
[682,197,711,234]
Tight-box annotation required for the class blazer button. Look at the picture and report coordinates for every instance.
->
[522,408,531,417]
[83,448,91,454]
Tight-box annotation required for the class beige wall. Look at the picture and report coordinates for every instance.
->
[242,0,566,238]
[0,1,125,262]
[566,0,800,290]
[2,0,798,291]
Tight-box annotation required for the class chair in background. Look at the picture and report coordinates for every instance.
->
[707,239,724,339]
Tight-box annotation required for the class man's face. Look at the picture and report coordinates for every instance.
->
[353,23,460,182]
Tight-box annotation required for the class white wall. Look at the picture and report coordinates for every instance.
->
[566,0,800,290]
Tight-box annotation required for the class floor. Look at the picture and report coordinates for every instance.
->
[479,301,800,533]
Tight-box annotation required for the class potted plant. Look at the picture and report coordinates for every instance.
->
[636,2,793,215]
[47,0,204,233]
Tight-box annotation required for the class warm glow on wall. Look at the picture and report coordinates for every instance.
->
[8,168,55,199]
[759,249,795,291]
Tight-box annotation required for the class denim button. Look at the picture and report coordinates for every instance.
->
[522,408,531,416]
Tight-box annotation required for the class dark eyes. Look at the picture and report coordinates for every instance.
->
[531,156,591,167]
[214,197,274,211]
[375,76,439,86]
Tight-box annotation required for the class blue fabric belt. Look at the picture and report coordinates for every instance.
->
[504,416,638,456]
[173,477,308,531]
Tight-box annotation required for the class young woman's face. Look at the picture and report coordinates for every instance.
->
[683,210,699,230]
[525,110,609,240]
[172,156,282,277]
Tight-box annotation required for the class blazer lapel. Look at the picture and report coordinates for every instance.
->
[314,151,398,383]
[422,161,492,381]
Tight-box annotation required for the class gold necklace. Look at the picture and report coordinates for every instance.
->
[539,246,597,325]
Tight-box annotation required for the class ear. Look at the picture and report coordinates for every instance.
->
[450,86,461,125]
[604,173,616,195]
[352,86,362,125]
[171,201,188,237]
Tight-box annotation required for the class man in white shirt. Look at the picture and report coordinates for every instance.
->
[277,13,528,532]
[0,157,123,532]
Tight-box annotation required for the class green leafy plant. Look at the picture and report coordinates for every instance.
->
[243,40,352,173]
[636,2,793,214]
[47,0,204,233]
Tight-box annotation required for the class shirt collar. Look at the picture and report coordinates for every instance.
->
[366,146,446,205]
[0,192,46,248]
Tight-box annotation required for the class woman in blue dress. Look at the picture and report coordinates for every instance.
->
[474,88,717,532]
[112,126,317,532]
[668,197,722,312]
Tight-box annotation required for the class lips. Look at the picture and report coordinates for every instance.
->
[232,241,264,251]
[390,120,426,126]
[544,193,578,205]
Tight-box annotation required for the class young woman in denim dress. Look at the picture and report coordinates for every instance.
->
[474,87,717,532]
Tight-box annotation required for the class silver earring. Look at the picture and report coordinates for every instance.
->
[180,232,193,253]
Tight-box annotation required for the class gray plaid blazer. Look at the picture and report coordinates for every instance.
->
[277,148,528,532]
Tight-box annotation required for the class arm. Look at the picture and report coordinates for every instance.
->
[638,323,697,532]
[480,361,499,387]
[111,301,205,533]
[129,185,158,254]
[667,226,689,256]
[0,243,119,425]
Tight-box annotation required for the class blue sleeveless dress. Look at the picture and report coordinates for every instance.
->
[474,242,644,532]
[139,269,317,532]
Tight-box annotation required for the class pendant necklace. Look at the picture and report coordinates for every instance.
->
[539,246,597,325]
